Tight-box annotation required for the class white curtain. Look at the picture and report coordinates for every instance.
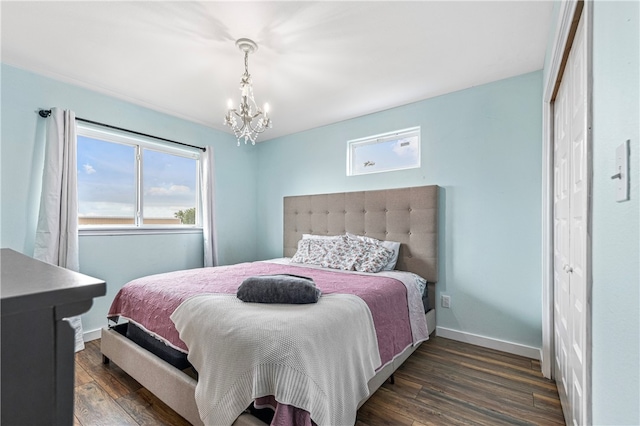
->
[201,147,218,267]
[34,107,84,352]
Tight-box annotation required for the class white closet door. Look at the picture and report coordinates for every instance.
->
[554,61,571,419]
[553,13,588,426]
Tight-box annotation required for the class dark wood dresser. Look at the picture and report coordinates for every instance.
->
[1,248,106,425]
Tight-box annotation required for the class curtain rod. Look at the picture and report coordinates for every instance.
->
[38,109,206,152]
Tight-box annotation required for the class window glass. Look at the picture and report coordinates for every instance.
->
[347,127,421,176]
[77,136,136,225]
[143,149,197,224]
[76,125,201,228]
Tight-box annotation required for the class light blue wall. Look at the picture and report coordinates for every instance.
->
[591,1,639,424]
[0,64,259,333]
[78,233,204,333]
[256,72,544,349]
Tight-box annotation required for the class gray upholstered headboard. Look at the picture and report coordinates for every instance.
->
[283,185,439,283]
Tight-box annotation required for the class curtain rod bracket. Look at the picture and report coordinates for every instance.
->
[38,109,52,118]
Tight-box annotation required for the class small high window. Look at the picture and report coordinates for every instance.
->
[347,127,421,176]
[76,124,201,228]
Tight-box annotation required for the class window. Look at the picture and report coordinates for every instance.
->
[76,124,201,230]
[347,127,421,176]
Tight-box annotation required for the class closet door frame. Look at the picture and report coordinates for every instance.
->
[542,0,592,424]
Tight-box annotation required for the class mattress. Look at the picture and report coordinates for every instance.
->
[110,322,190,370]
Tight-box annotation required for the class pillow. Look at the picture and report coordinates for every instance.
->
[292,233,394,273]
[237,274,321,304]
[355,242,394,273]
[290,239,312,264]
[291,238,334,265]
[380,240,401,270]
[347,233,400,272]
[319,235,361,271]
[302,233,342,240]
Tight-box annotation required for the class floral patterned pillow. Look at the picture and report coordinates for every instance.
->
[346,234,395,273]
[320,235,362,271]
[291,238,334,265]
[291,233,393,273]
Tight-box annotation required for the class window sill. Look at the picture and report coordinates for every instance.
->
[79,227,203,236]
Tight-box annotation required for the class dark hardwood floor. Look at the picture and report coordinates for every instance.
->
[74,336,565,425]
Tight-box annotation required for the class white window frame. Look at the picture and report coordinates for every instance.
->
[347,126,421,176]
[77,123,203,235]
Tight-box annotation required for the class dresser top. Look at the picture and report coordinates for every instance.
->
[1,249,106,315]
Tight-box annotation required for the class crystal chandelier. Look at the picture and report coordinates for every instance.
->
[224,38,272,146]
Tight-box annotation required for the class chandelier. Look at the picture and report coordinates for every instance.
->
[224,38,272,146]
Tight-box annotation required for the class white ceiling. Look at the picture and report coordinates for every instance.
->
[1,1,554,142]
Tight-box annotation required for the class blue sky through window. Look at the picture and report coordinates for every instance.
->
[349,129,420,175]
[77,136,135,219]
[77,135,197,221]
[143,149,197,219]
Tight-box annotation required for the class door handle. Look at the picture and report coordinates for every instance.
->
[563,264,574,273]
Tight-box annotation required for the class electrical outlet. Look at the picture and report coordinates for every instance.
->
[441,294,451,309]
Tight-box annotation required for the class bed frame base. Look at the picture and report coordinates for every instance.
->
[101,327,263,426]
[100,309,435,425]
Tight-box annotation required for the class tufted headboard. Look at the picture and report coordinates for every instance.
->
[283,185,439,283]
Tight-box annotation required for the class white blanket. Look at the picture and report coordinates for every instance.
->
[171,293,381,426]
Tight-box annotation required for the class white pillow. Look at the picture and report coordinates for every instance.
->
[302,233,342,240]
[380,240,401,271]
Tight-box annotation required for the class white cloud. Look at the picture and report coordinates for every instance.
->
[147,184,190,195]
[392,138,419,159]
[83,163,96,174]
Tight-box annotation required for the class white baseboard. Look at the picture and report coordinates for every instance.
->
[83,328,102,343]
[435,326,542,360]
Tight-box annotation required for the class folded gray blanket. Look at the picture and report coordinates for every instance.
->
[237,274,321,304]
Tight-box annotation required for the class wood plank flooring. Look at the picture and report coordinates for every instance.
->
[74,336,565,425]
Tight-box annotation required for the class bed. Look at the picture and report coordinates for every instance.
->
[100,185,439,426]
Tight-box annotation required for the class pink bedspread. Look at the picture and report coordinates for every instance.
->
[108,261,420,425]
[108,261,414,367]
